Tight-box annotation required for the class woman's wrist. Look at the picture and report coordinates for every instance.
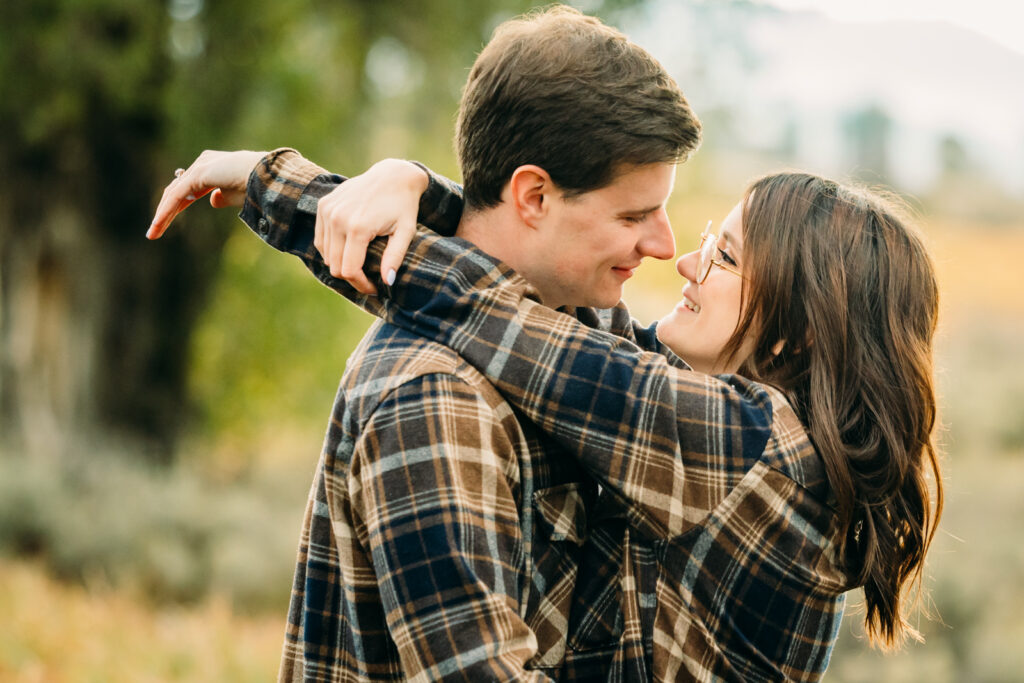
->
[370,158,429,197]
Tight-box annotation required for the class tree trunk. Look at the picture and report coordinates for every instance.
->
[0,99,229,464]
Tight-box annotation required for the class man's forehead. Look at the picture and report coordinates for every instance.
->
[606,162,675,195]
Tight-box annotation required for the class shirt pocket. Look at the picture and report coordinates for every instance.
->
[526,483,589,669]
[567,505,627,652]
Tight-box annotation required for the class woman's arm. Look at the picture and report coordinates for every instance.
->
[146,148,463,248]
[261,224,785,542]
[234,150,464,316]
[571,305,690,367]
[244,150,683,357]
[239,149,463,253]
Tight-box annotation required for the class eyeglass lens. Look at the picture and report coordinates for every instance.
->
[698,227,717,284]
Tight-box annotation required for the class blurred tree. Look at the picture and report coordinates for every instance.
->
[925,132,1024,223]
[842,103,892,184]
[0,0,645,463]
[939,134,970,176]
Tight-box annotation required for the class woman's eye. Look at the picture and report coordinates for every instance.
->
[718,248,737,266]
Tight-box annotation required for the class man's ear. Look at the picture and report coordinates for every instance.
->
[509,165,555,228]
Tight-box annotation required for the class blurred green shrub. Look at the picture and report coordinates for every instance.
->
[0,447,310,613]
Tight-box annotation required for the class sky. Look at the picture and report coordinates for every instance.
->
[762,0,1024,56]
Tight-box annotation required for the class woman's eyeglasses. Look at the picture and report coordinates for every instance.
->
[696,220,743,284]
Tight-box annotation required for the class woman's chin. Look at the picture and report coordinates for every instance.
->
[655,315,688,358]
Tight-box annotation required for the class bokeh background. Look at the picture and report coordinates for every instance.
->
[2,0,1022,680]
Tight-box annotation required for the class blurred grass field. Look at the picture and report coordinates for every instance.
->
[0,561,283,683]
[2,202,1022,682]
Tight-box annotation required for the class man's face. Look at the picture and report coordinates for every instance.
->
[526,162,677,309]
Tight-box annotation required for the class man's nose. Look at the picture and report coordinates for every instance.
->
[638,209,676,261]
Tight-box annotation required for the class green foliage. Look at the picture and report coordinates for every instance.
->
[0,0,166,148]
[187,227,375,439]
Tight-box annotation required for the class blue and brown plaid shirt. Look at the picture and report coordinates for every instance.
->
[241,150,696,681]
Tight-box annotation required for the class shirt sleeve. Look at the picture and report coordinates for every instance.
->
[350,373,552,682]
[236,149,463,320]
[568,304,690,365]
[350,230,778,543]
[238,148,463,251]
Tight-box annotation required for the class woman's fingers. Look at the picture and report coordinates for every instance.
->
[338,229,378,296]
[315,195,329,264]
[147,150,264,240]
[210,187,245,208]
[379,214,417,287]
[313,158,428,292]
[148,171,202,239]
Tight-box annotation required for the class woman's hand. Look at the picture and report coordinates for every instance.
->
[147,149,267,240]
[315,158,429,296]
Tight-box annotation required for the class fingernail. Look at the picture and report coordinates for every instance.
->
[385,269,396,286]
[185,194,195,201]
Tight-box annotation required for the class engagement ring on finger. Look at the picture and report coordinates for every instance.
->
[174,168,185,178]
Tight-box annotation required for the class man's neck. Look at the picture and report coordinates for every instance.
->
[454,209,561,309]
[454,210,514,263]
[452,209,524,274]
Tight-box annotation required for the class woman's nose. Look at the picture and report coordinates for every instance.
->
[677,250,699,281]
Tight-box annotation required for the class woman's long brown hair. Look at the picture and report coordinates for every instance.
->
[722,172,943,648]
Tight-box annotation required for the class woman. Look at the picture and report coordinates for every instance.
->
[301,162,944,680]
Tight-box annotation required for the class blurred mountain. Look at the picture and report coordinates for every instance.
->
[624,0,1024,196]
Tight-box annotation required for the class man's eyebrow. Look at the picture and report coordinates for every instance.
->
[615,204,662,217]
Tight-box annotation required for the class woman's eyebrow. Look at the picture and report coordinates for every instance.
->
[720,229,743,257]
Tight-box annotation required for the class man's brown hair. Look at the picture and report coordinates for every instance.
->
[455,5,701,211]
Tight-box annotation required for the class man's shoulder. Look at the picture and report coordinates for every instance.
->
[341,320,508,417]
[349,319,464,375]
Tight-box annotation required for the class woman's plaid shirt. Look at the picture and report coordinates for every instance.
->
[241,150,851,681]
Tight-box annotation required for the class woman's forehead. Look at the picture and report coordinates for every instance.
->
[721,202,744,248]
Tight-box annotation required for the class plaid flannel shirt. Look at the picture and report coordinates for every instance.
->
[241,150,689,681]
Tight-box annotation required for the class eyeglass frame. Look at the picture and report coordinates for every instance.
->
[696,219,744,284]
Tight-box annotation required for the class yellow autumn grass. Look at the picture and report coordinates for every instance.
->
[0,560,283,682]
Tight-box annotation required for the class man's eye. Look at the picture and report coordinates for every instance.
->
[623,215,645,224]
[718,248,737,266]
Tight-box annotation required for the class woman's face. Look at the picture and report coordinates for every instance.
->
[656,201,752,374]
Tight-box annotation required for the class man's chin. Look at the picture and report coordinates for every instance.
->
[560,284,622,310]
[587,287,624,309]
[587,295,622,309]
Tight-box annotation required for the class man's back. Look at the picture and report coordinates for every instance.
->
[280,319,606,681]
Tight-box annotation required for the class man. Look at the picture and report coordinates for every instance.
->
[151,6,700,681]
